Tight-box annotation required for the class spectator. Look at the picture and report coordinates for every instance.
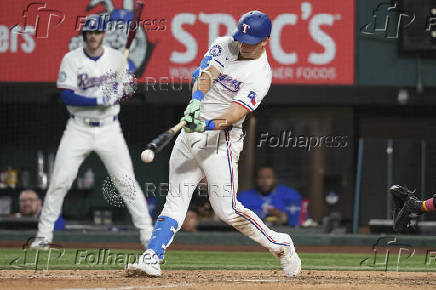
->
[238,167,302,226]
[12,190,65,230]
[14,190,42,218]
[182,209,199,232]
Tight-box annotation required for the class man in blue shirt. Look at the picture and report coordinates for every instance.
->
[238,167,302,226]
[12,190,65,230]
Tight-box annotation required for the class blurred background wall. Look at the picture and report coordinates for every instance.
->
[2,0,436,231]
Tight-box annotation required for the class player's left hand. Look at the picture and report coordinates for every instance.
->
[181,115,206,133]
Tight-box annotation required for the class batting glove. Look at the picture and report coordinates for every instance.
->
[181,115,206,133]
[183,99,201,120]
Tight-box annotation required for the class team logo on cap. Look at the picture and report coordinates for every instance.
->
[242,23,250,34]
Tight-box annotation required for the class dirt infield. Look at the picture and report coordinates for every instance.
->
[0,270,435,290]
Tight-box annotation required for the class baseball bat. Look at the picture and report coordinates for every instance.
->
[140,121,187,163]
[146,120,187,153]
[116,1,144,81]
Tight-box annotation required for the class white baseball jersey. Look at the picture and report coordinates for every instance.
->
[56,45,122,119]
[200,36,272,128]
[37,45,153,246]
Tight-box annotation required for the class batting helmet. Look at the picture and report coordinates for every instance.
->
[233,11,272,45]
[82,14,107,32]
[82,14,107,40]
[109,9,134,23]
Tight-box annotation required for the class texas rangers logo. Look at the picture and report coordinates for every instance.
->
[242,23,250,34]
[247,91,256,105]
[209,45,222,57]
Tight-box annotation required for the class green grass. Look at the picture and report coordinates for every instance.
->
[0,248,435,272]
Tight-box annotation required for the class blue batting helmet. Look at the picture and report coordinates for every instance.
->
[109,9,134,23]
[233,11,272,45]
[82,14,107,32]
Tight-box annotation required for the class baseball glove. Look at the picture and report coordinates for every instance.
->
[390,185,422,233]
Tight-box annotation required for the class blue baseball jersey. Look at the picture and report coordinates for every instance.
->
[237,185,302,226]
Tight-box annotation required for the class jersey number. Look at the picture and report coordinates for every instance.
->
[247,91,256,106]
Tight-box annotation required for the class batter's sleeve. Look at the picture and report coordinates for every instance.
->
[232,72,272,112]
[56,55,77,90]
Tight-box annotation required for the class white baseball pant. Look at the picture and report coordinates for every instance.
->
[160,128,294,253]
[36,117,153,244]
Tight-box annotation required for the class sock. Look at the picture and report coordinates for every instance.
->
[421,197,435,212]
[147,216,178,260]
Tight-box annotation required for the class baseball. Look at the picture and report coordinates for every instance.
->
[141,149,155,163]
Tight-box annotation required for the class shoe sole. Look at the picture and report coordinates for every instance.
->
[126,265,161,277]
[283,252,301,278]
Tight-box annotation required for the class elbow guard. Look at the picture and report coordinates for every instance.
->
[192,55,213,82]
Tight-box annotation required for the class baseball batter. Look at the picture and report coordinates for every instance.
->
[127,11,301,277]
[30,14,153,249]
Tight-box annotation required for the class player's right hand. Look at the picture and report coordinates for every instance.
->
[183,99,201,119]
[180,115,206,133]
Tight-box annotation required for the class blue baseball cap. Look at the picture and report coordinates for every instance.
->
[233,11,272,45]
[109,9,134,23]
[83,14,107,32]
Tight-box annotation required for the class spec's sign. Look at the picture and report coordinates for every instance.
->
[0,0,354,84]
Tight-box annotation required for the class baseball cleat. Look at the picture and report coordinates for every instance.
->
[29,237,52,250]
[126,249,161,277]
[269,234,301,277]
[278,246,301,277]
